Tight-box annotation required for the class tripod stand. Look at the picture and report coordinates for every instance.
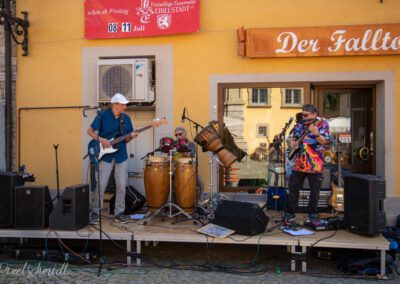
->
[202,152,230,221]
[143,148,193,225]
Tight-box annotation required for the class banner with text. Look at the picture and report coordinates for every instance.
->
[237,23,400,58]
[85,0,200,39]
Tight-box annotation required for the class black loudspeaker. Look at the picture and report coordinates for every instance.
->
[0,171,24,227]
[14,186,54,229]
[212,200,269,236]
[344,174,386,236]
[49,184,89,231]
[109,185,146,215]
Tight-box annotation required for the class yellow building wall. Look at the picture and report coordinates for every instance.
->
[242,88,301,155]
[16,0,400,194]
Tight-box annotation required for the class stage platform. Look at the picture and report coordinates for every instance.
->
[0,214,389,278]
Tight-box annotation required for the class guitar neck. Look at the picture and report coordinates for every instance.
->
[337,143,343,187]
[110,125,153,145]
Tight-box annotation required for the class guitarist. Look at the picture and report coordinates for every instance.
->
[285,104,330,224]
[87,93,138,224]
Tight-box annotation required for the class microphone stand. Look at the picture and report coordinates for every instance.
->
[181,114,208,222]
[52,144,61,202]
[83,107,106,276]
[262,118,293,213]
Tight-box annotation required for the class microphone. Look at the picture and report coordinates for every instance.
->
[181,107,186,123]
[288,116,294,126]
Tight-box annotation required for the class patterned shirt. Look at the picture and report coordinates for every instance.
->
[292,119,330,173]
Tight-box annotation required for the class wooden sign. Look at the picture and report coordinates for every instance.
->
[237,23,400,58]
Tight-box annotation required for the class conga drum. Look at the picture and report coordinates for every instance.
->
[144,156,169,211]
[174,157,196,212]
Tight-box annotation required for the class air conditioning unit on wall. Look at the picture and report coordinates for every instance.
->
[97,58,155,103]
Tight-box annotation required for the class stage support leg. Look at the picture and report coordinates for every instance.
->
[290,245,296,271]
[301,246,307,273]
[126,240,131,265]
[379,249,387,279]
[290,245,307,272]
[136,240,142,266]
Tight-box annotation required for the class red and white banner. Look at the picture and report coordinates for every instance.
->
[84,0,200,39]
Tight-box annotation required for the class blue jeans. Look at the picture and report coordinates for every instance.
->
[91,159,128,215]
[286,170,323,215]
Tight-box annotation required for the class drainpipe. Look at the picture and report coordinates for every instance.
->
[4,0,12,170]
[1,0,29,171]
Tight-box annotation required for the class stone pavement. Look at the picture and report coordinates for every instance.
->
[0,242,398,283]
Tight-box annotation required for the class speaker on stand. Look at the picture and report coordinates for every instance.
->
[344,174,386,236]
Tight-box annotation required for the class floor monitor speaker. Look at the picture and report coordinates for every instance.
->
[344,174,386,236]
[0,171,24,227]
[50,184,89,231]
[212,200,268,236]
[14,186,53,229]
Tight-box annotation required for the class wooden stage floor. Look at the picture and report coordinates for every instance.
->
[0,213,389,277]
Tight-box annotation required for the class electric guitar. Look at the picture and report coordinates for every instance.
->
[88,117,167,162]
[329,142,344,212]
[288,119,322,160]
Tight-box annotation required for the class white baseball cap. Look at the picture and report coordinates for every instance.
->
[111,93,129,104]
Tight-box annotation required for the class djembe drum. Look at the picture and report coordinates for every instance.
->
[194,124,237,167]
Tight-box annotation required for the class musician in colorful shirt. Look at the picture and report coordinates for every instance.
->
[285,104,330,223]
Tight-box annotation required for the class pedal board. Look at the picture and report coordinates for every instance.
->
[303,216,344,231]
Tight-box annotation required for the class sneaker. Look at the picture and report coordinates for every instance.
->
[308,213,319,222]
[114,214,130,224]
[283,212,296,225]
[89,212,99,225]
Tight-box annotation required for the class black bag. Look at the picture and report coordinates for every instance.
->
[109,185,146,215]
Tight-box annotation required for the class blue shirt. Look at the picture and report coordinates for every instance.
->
[90,109,134,163]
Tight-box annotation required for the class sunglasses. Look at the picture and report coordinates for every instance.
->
[175,133,184,137]
[302,113,312,117]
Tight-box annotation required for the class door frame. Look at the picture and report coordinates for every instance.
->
[313,84,376,174]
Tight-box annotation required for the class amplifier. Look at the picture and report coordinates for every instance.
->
[296,189,331,213]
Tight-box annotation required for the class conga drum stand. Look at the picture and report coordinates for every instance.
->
[143,149,193,225]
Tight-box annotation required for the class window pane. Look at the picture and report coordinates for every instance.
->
[285,91,291,104]
[259,126,267,136]
[294,93,301,104]
[251,89,258,103]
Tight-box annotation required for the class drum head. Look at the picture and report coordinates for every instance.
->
[148,156,169,163]
[175,157,195,164]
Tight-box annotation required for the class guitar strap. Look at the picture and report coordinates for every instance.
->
[119,114,124,134]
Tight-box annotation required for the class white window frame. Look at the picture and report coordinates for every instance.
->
[248,88,271,107]
[281,87,304,107]
[256,123,269,138]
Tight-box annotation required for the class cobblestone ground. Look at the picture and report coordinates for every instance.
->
[0,241,398,283]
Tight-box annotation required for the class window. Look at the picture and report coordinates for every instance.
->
[256,124,269,137]
[281,88,304,107]
[248,88,271,107]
